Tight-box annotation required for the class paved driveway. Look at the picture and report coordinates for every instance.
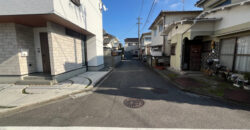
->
[0,60,250,128]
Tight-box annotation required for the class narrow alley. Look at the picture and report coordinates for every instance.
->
[0,59,250,128]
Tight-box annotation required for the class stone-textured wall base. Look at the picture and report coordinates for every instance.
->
[88,64,104,71]
[0,76,22,84]
[52,67,87,83]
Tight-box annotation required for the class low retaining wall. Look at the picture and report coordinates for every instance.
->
[104,48,121,67]
[104,55,121,67]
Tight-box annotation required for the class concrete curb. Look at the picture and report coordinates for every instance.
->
[93,69,114,87]
[0,70,113,117]
[146,64,250,108]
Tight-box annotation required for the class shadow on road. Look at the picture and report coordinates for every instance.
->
[95,60,250,112]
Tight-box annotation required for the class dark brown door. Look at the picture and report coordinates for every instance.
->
[189,44,202,71]
[40,33,51,74]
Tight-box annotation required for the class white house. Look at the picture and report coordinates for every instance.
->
[124,38,139,56]
[0,0,104,84]
[140,32,152,56]
[103,31,120,50]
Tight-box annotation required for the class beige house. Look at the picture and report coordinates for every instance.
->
[0,0,104,84]
[163,0,250,72]
[149,11,201,66]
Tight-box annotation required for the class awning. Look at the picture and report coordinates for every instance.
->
[162,18,222,39]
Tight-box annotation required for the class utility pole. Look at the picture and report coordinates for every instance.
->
[137,17,142,47]
[137,17,142,59]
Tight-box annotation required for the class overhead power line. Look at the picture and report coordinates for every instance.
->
[138,0,145,17]
[120,24,137,39]
[141,0,157,32]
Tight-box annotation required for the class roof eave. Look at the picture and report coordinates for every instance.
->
[195,0,207,7]
[149,11,165,30]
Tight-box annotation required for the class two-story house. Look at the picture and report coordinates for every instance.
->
[124,38,139,56]
[140,32,152,58]
[0,0,104,84]
[163,0,250,73]
[103,30,120,50]
[149,11,202,66]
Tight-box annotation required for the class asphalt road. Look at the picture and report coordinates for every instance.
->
[0,60,250,128]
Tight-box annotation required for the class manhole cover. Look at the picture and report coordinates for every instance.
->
[151,88,168,94]
[123,98,145,108]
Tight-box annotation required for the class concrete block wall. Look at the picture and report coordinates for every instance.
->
[0,23,21,75]
[201,42,220,70]
[47,22,84,75]
[15,24,37,75]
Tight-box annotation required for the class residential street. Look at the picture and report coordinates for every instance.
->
[0,59,250,128]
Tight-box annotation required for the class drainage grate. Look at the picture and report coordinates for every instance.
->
[123,98,145,108]
[151,88,168,94]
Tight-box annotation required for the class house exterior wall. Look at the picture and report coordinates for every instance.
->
[151,26,163,47]
[141,34,151,47]
[86,35,104,68]
[165,2,250,72]
[0,0,103,34]
[53,0,104,68]
[169,34,183,71]
[140,33,151,56]
[47,22,84,75]
[0,0,53,15]
[0,23,37,76]
[205,5,250,33]
[53,0,103,34]
[197,4,250,73]
[0,0,104,69]
[151,13,201,56]
[201,0,246,11]
[16,24,37,75]
[0,23,20,75]
[167,23,193,71]
[124,42,139,52]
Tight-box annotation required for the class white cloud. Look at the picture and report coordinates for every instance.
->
[156,0,182,8]
[170,2,182,8]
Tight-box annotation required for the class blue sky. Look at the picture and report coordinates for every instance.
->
[102,0,201,44]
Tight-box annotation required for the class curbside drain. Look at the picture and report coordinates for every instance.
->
[123,98,145,108]
[151,88,168,94]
